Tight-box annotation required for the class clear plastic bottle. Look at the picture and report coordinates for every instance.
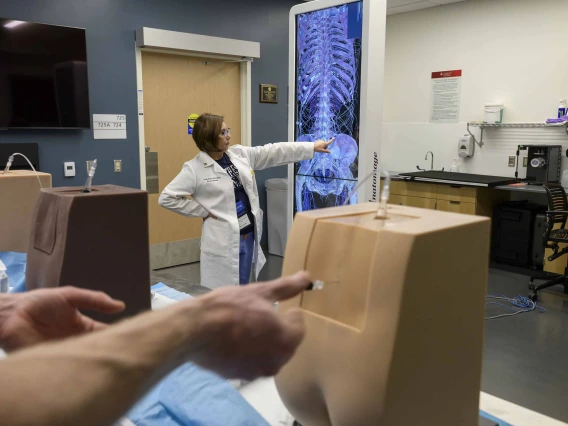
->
[559,99,567,118]
[450,158,459,172]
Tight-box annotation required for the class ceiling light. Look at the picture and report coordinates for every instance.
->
[4,21,26,29]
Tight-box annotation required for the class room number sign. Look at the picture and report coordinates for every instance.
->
[93,114,127,139]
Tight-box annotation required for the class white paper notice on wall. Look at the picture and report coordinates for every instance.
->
[138,90,144,115]
[93,114,127,140]
[430,70,462,123]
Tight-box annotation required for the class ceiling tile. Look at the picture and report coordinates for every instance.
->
[387,0,425,7]
[428,0,467,5]
[387,1,433,15]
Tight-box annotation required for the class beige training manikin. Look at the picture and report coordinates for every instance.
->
[276,203,490,426]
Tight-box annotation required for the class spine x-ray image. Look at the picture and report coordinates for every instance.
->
[294,2,363,213]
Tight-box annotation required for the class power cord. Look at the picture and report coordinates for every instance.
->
[485,294,545,320]
[3,153,43,189]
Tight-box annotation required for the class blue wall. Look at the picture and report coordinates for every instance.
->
[0,0,296,244]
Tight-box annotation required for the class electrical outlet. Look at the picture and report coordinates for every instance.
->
[114,160,122,173]
[523,157,528,167]
[508,156,516,167]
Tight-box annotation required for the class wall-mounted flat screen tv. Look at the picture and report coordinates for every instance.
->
[0,18,90,129]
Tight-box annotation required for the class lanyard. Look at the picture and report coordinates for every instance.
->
[236,200,247,217]
[236,201,251,230]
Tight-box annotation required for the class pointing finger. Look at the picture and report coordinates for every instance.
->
[60,287,126,314]
[257,271,311,302]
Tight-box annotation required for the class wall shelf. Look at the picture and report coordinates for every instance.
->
[466,122,568,147]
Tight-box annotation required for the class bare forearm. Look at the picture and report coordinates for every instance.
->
[0,300,203,426]
[0,294,15,331]
[0,294,17,349]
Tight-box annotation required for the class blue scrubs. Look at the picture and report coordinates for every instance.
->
[239,232,255,285]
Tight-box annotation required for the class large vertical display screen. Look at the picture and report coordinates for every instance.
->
[294,2,363,213]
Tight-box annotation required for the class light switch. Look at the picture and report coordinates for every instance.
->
[114,160,122,173]
[64,162,76,177]
[508,156,516,167]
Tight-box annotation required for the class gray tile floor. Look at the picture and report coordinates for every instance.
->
[482,269,568,422]
[151,253,284,292]
[152,255,568,423]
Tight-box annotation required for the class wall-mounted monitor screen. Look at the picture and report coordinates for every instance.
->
[293,1,363,213]
[0,18,90,129]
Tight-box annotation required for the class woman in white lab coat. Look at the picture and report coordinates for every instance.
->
[159,113,332,289]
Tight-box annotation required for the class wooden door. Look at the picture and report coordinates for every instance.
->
[142,51,241,268]
[436,200,476,215]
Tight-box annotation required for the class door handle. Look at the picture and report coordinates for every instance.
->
[145,152,159,194]
[450,201,461,205]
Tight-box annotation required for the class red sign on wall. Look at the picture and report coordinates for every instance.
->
[431,70,462,123]
[431,70,462,79]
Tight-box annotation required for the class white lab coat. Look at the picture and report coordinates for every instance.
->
[159,142,314,289]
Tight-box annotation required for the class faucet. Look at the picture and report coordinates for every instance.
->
[416,151,444,172]
[426,151,434,170]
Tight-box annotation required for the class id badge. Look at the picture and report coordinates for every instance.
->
[238,213,251,230]
[236,200,251,230]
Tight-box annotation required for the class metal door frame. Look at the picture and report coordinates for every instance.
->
[135,27,260,190]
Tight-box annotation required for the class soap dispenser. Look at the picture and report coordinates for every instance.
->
[458,135,474,158]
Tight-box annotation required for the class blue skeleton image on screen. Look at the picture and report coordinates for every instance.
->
[295,3,362,212]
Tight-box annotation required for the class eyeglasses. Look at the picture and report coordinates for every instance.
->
[220,128,231,137]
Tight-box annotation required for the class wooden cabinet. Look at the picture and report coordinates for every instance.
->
[388,194,437,209]
[382,180,507,217]
[385,179,567,273]
[388,194,404,206]
[407,182,438,198]
[385,182,437,210]
[436,185,476,203]
[406,196,437,209]
[436,200,476,215]
[388,181,406,196]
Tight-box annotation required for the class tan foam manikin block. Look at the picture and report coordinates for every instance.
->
[26,185,151,323]
[0,171,52,253]
[275,203,491,426]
